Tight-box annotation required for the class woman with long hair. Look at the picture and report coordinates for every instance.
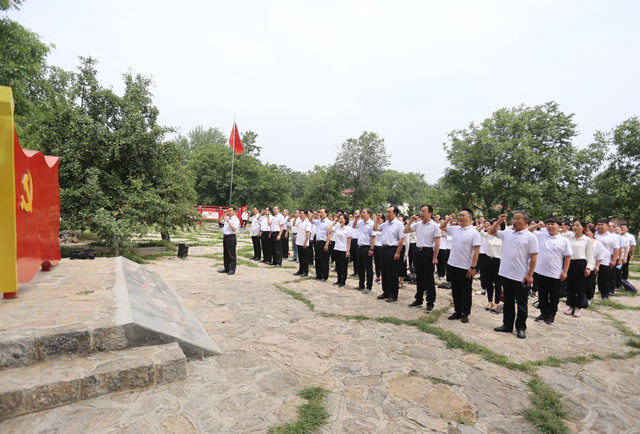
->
[565,220,593,317]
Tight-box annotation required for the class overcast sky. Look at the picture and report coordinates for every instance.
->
[9,1,640,182]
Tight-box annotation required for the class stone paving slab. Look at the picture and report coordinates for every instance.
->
[538,358,640,433]
[0,342,186,422]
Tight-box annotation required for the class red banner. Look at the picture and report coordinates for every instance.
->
[229,122,244,155]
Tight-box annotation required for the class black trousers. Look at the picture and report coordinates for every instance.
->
[329,241,335,265]
[381,246,400,299]
[622,253,631,280]
[251,235,261,260]
[535,273,561,318]
[223,234,237,272]
[357,246,374,289]
[448,264,472,316]
[478,253,490,289]
[271,231,282,265]
[486,257,502,304]
[414,247,436,306]
[261,231,272,263]
[408,243,417,270]
[597,266,613,298]
[308,238,314,265]
[334,250,347,284]
[351,238,359,274]
[586,271,597,300]
[501,277,528,331]
[398,246,407,278]
[566,259,588,309]
[314,240,329,279]
[615,265,622,289]
[437,249,450,279]
[282,234,289,259]
[374,246,383,278]
[297,244,309,274]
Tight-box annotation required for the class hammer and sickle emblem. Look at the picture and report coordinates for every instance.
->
[19,170,33,214]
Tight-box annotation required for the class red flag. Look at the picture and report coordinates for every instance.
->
[229,122,244,155]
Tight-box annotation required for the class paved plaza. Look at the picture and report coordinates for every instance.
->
[1,228,639,433]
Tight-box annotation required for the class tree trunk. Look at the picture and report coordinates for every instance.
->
[161,231,171,241]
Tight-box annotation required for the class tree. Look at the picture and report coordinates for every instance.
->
[442,102,578,219]
[334,131,390,209]
[300,165,350,211]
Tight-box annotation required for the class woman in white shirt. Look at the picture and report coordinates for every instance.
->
[481,220,504,312]
[326,214,352,287]
[585,223,608,304]
[565,221,594,317]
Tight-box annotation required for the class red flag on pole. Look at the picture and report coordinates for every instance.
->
[229,122,244,155]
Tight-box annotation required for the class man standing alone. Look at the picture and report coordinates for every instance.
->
[219,206,239,275]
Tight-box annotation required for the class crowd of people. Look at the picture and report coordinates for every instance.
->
[218,205,637,339]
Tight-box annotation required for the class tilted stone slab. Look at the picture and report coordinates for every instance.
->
[0,342,186,421]
[113,256,221,358]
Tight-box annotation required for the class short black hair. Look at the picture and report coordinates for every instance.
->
[513,210,530,223]
[545,216,560,224]
[388,206,400,216]
[420,204,434,213]
[461,208,474,218]
[598,219,609,225]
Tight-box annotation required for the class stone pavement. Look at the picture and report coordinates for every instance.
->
[1,229,639,433]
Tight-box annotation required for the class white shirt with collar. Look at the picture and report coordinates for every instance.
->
[594,232,619,266]
[356,219,374,247]
[533,228,573,279]
[260,214,271,232]
[223,215,239,235]
[496,228,539,281]
[270,213,284,232]
[295,219,312,246]
[409,220,440,248]
[330,225,352,252]
[446,225,481,269]
[379,218,404,247]
[313,218,331,241]
[249,214,261,236]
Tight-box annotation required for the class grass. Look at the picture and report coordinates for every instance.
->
[274,285,315,311]
[592,300,640,311]
[524,376,568,434]
[268,387,329,434]
[122,251,147,264]
[134,239,177,250]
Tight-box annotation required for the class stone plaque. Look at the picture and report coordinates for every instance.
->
[113,257,221,358]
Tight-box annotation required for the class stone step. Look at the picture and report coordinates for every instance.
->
[0,342,186,422]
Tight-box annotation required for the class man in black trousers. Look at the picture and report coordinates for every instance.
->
[219,206,239,275]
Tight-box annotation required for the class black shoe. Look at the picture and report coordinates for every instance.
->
[534,314,545,322]
[494,325,512,333]
[227,270,235,275]
[517,329,526,339]
[448,312,462,320]
[332,282,340,285]
[602,296,610,301]
[425,305,434,312]
[293,272,302,276]
[386,298,398,303]
[338,283,345,288]
[544,316,555,325]
[377,294,387,300]
[300,273,308,277]
[350,273,358,277]
[461,315,469,323]
[218,269,228,273]
[322,277,328,281]
[408,300,422,308]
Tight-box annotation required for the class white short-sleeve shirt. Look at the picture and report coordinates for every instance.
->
[409,220,440,248]
[446,225,481,269]
[533,229,573,279]
[295,219,312,246]
[497,229,539,281]
[330,225,351,252]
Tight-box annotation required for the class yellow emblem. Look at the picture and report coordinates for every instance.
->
[19,170,33,213]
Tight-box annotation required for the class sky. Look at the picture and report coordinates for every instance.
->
[8,0,640,182]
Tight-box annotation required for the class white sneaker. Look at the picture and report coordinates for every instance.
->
[564,307,574,316]
[573,308,581,317]
[475,289,486,295]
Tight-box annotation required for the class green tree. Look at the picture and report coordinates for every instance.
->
[442,102,578,218]
[300,165,350,211]
[334,131,390,209]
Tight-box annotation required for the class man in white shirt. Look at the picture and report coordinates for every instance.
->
[350,209,361,277]
[405,204,440,312]
[282,209,291,261]
[290,210,300,262]
[595,220,620,300]
[270,206,285,267]
[440,209,481,323]
[621,224,636,283]
[249,207,261,260]
[373,206,405,302]
[240,209,249,229]
[313,208,332,280]
[353,208,376,292]
[293,210,312,277]
[489,212,539,339]
[529,217,572,325]
[219,206,239,275]
[260,207,273,264]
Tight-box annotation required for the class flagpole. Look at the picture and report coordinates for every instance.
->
[229,118,236,206]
